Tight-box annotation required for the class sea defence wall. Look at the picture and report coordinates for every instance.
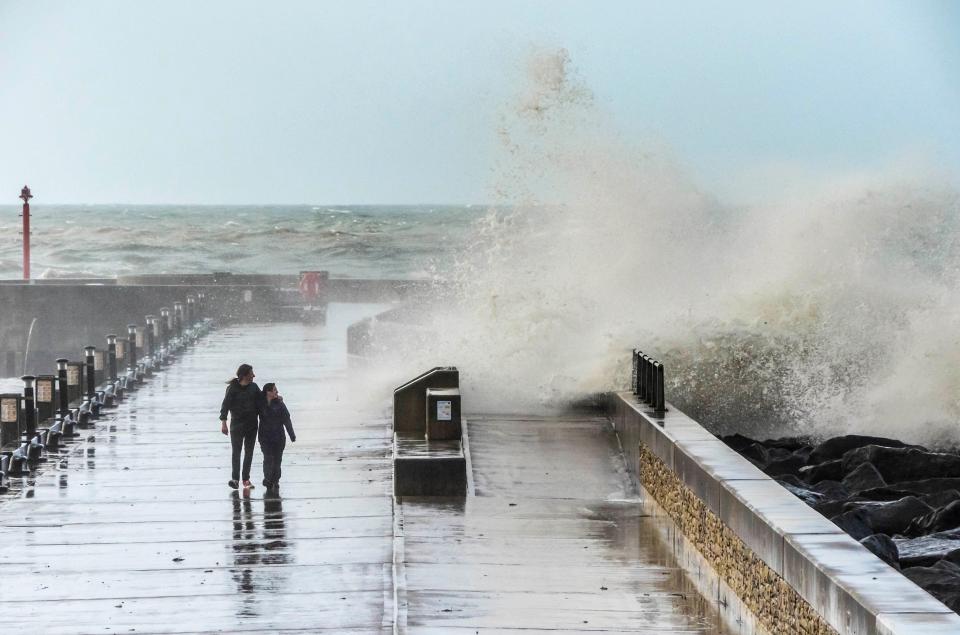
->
[0,274,431,373]
[609,389,960,635]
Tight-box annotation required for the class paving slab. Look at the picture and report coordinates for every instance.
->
[399,416,731,633]
[0,304,395,633]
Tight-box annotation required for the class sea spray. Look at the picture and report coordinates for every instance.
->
[364,48,960,446]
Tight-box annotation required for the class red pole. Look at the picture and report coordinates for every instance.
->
[20,185,32,280]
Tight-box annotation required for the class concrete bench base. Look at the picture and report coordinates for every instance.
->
[393,433,466,497]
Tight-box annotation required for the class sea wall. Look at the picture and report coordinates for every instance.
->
[609,391,960,635]
[0,276,432,373]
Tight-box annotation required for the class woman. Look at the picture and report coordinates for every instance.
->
[259,382,296,491]
[219,363,263,489]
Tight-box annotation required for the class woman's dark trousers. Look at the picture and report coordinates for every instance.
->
[230,419,259,482]
[262,440,286,486]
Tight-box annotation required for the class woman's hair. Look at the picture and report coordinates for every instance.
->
[262,382,276,395]
[227,363,254,384]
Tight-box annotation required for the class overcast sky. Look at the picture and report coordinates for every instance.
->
[1,0,958,205]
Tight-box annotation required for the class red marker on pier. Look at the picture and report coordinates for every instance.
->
[20,185,32,280]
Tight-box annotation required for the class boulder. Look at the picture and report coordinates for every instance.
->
[816,499,850,519]
[830,508,875,541]
[842,445,960,483]
[904,500,960,537]
[778,482,823,507]
[721,433,760,452]
[775,474,806,488]
[860,533,900,568]
[740,442,771,466]
[855,487,921,502]
[902,560,960,612]
[761,436,812,452]
[887,478,960,496]
[809,435,925,465]
[799,459,844,484]
[920,490,960,510]
[811,480,850,501]
[895,528,960,568]
[764,453,807,477]
[860,496,932,536]
[842,462,887,492]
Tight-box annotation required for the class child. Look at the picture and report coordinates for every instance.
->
[259,382,296,491]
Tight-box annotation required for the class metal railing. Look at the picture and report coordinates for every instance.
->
[632,349,666,414]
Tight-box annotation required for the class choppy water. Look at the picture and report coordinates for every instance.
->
[0,204,480,279]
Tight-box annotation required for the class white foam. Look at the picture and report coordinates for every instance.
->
[365,48,960,446]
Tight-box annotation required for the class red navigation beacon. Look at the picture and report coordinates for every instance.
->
[20,185,32,280]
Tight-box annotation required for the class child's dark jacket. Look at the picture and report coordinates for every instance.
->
[258,399,295,450]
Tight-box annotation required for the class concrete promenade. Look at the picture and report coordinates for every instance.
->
[0,304,729,633]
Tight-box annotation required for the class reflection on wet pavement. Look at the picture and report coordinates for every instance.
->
[0,305,395,633]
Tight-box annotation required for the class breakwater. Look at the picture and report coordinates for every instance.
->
[0,274,430,375]
[609,349,960,634]
[0,293,213,491]
[723,432,960,615]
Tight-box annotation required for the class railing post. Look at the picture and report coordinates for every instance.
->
[653,361,666,414]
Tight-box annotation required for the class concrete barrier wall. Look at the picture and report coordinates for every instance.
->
[609,391,960,635]
[0,277,434,367]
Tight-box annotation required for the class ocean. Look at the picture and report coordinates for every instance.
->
[0,204,481,280]
[3,186,960,448]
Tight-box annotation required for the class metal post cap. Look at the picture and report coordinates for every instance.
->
[107,334,117,344]
[21,375,36,385]
[84,346,96,355]
[56,358,68,369]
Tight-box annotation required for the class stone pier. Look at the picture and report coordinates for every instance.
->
[0,304,737,633]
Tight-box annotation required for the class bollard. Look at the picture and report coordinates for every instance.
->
[125,326,138,387]
[127,325,138,374]
[84,346,96,401]
[196,292,205,317]
[115,337,127,376]
[134,325,147,380]
[107,334,118,382]
[56,358,70,419]
[84,346,101,419]
[145,316,156,367]
[173,302,184,339]
[160,307,171,348]
[22,375,43,460]
[186,295,196,327]
[0,393,21,448]
[631,349,639,395]
[35,374,55,422]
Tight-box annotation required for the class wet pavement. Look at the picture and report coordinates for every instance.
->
[400,415,728,633]
[0,305,730,633]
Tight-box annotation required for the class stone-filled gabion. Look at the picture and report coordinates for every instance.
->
[639,444,837,635]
